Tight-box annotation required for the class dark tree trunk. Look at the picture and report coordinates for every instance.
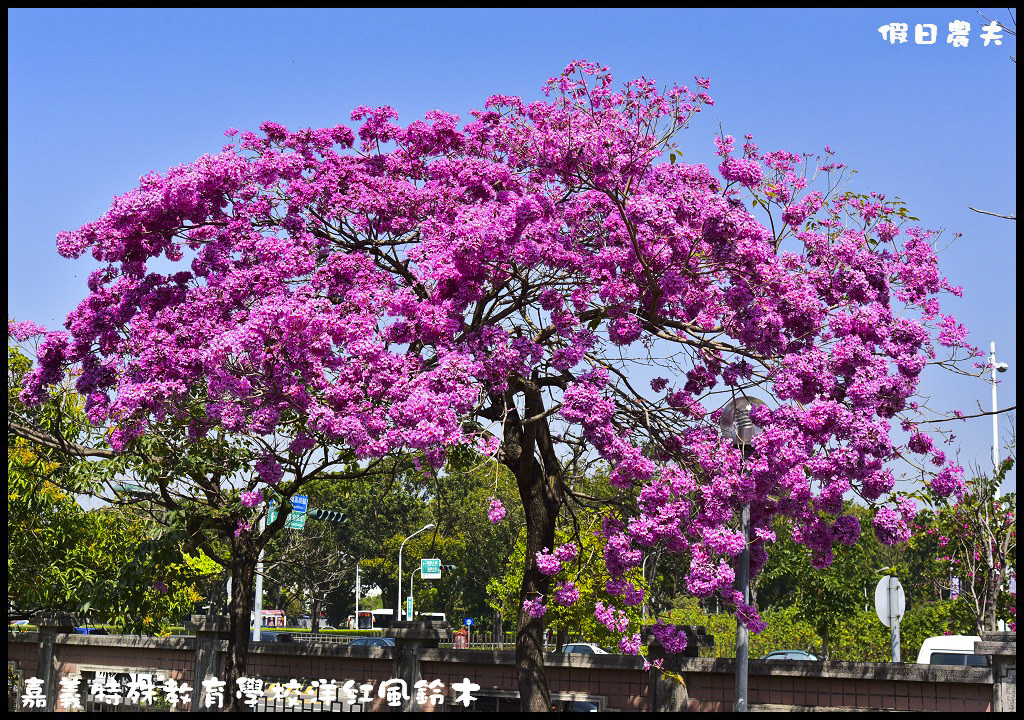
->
[499,384,564,713]
[514,465,560,711]
[223,541,258,712]
[311,596,321,633]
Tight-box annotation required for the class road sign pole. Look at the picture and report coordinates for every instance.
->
[889,576,901,662]
[253,514,266,642]
[355,564,360,628]
[876,574,904,663]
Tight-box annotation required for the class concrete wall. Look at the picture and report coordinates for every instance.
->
[7,625,1012,712]
[672,657,993,712]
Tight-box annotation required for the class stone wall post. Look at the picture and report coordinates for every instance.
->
[187,614,230,711]
[976,631,1016,713]
[646,635,688,711]
[385,620,451,711]
[32,614,76,712]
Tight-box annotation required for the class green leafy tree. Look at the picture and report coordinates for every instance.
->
[8,344,206,631]
[311,457,433,623]
[488,512,644,649]
[923,458,1016,634]
[755,504,891,658]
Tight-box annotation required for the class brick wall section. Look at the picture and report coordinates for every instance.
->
[7,632,38,677]
[53,635,194,686]
[420,650,649,711]
[245,642,394,685]
[673,657,993,712]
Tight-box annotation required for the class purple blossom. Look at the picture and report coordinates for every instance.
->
[522,598,547,619]
[487,498,507,524]
[719,157,763,188]
[650,622,688,654]
[535,549,562,576]
[873,506,911,546]
[289,433,315,455]
[619,633,643,655]
[833,515,862,545]
[554,543,578,562]
[594,602,630,633]
[255,455,284,486]
[930,465,964,499]
[553,582,580,606]
[8,320,48,341]
[240,489,264,508]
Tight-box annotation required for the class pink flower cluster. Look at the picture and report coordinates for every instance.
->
[649,622,688,654]
[554,543,578,562]
[240,490,264,508]
[535,549,562,576]
[553,582,580,606]
[619,633,643,655]
[522,598,547,619]
[594,601,631,634]
[487,498,507,524]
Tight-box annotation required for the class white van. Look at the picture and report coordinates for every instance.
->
[916,635,988,666]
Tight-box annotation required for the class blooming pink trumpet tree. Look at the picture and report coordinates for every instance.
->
[21,61,975,710]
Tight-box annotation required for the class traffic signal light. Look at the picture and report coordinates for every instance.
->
[308,507,347,524]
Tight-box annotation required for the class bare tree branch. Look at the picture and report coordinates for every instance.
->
[8,420,115,458]
[915,405,1017,424]
[968,206,1016,221]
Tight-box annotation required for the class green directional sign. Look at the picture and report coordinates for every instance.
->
[267,496,308,530]
[421,558,442,579]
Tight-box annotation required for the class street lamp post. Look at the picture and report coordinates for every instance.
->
[720,394,767,714]
[642,553,656,624]
[990,341,1009,497]
[397,524,434,622]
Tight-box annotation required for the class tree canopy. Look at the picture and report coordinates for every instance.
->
[12,60,979,709]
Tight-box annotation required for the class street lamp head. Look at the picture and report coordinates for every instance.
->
[719,395,768,448]
[995,362,1009,373]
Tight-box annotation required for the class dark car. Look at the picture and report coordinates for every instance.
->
[348,637,395,647]
[760,650,818,660]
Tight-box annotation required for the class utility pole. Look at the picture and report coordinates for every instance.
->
[989,341,1009,498]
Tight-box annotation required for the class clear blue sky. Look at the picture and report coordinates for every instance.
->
[8,8,1016,494]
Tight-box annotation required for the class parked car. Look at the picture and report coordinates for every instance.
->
[916,635,987,666]
[561,643,610,655]
[557,700,600,711]
[760,650,818,660]
[348,637,396,647]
